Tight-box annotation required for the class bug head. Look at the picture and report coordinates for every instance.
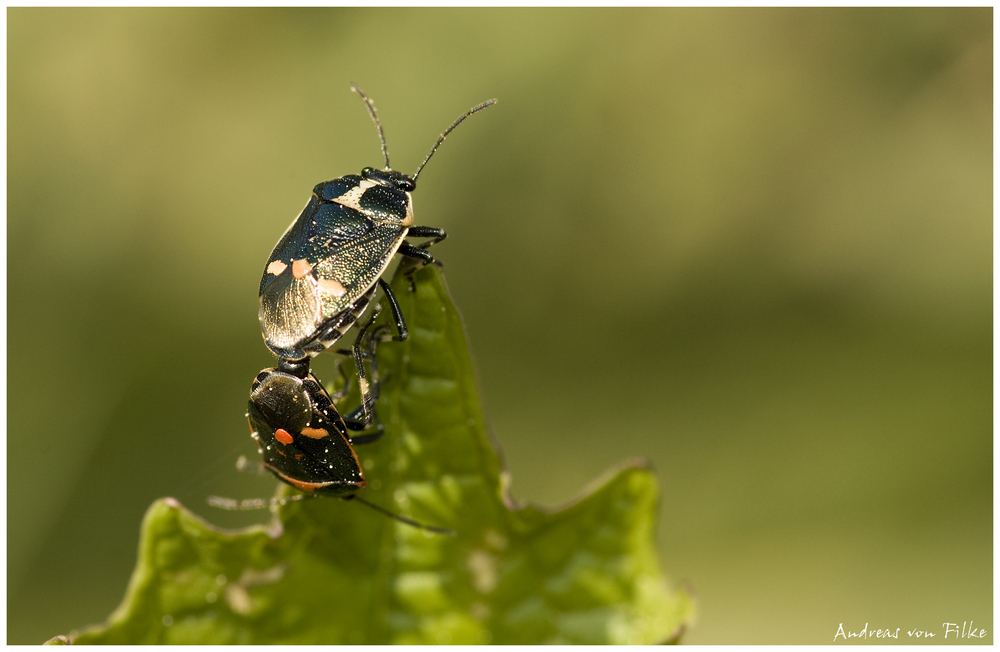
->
[362,167,415,192]
[249,369,316,437]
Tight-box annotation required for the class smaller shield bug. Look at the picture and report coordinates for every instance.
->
[245,365,369,497]
[258,84,496,362]
[211,310,452,534]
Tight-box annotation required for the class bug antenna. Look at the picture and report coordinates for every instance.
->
[207,493,318,511]
[208,493,453,535]
[350,83,391,170]
[352,495,456,535]
[412,98,497,182]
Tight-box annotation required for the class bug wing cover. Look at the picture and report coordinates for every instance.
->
[311,221,407,313]
[259,196,373,355]
[249,372,363,497]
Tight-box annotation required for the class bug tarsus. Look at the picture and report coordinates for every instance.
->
[407,226,447,247]
[398,241,437,265]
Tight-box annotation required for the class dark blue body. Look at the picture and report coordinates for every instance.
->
[258,169,414,360]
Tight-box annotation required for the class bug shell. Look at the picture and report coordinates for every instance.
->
[259,167,415,361]
[248,368,364,497]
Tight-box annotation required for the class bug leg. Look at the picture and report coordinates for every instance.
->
[398,241,440,267]
[323,355,354,401]
[349,304,385,426]
[345,420,383,445]
[341,378,384,438]
[407,226,447,250]
[378,278,408,341]
[341,375,384,442]
[343,315,389,444]
[342,339,391,444]
[330,305,389,417]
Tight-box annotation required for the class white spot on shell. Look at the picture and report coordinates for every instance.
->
[332,179,377,210]
[317,278,346,297]
[266,260,287,276]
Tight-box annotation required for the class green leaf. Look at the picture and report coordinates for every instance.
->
[63,264,693,644]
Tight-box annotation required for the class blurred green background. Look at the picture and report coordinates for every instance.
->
[8,8,991,644]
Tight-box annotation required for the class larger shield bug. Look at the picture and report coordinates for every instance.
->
[258,85,496,362]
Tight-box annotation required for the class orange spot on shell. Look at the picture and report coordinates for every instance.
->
[291,259,314,279]
[317,278,346,297]
[275,428,294,445]
[300,427,329,440]
[266,260,288,276]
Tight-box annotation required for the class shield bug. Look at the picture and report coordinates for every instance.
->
[245,363,372,498]
[258,85,496,362]
[211,312,452,534]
